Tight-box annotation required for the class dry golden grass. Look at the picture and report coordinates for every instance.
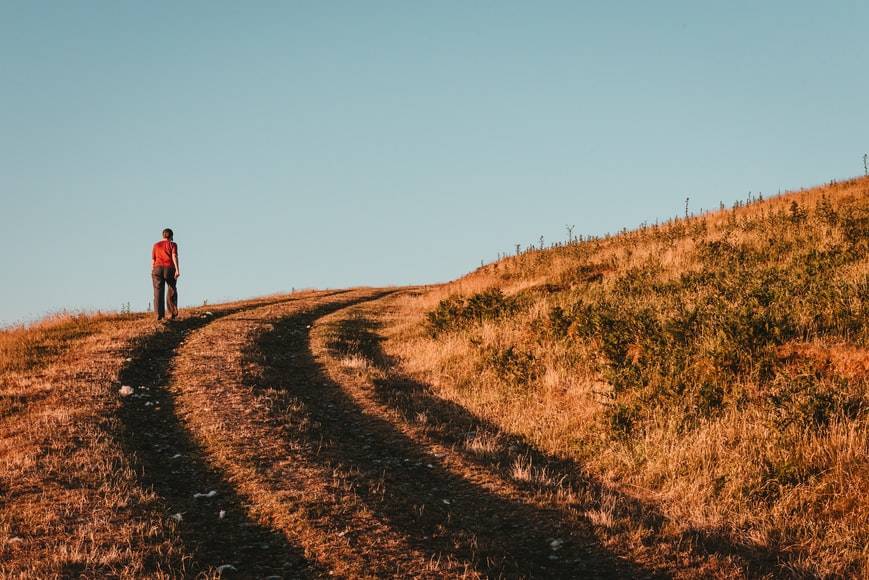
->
[0,311,108,374]
[2,177,865,577]
[0,311,184,577]
[0,294,316,577]
[383,176,869,577]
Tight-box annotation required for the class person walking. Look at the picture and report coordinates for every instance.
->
[151,228,180,320]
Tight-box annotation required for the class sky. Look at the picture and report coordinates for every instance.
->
[2,1,868,325]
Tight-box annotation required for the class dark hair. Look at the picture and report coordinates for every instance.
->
[162,228,174,240]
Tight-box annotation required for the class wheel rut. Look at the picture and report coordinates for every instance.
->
[115,293,348,577]
[114,289,665,576]
[251,300,653,578]
[318,299,792,578]
[159,289,437,578]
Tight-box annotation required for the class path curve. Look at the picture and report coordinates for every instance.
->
[157,288,651,577]
[116,292,347,577]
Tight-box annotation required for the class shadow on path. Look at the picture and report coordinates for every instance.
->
[251,303,654,579]
[116,298,337,578]
[341,310,797,579]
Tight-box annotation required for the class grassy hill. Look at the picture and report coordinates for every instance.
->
[384,176,869,576]
[1,177,866,578]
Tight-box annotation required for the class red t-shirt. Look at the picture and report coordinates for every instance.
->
[152,240,178,268]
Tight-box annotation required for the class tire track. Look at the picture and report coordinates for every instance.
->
[324,300,792,578]
[163,290,456,578]
[115,292,346,577]
[251,302,651,578]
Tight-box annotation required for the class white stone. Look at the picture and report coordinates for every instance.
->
[550,538,564,550]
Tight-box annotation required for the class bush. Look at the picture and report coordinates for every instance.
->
[480,344,538,384]
[559,237,867,434]
[426,296,466,336]
[426,289,517,336]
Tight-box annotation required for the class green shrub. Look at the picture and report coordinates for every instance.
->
[608,403,638,439]
[560,223,868,437]
[426,296,466,336]
[426,289,517,336]
[480,344,538,384]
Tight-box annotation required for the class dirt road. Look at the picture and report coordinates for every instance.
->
[3,289,680,577]
[111,288,655,578]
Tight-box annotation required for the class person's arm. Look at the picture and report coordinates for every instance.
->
[172,245,180,278]
[151,245,156,268]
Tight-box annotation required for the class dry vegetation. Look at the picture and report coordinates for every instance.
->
[384,176,869,577]
[0,295,312,577]
[1,177,865,578]
[0,311,185,577]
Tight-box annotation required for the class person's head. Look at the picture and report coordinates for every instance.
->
[162,228,174,240]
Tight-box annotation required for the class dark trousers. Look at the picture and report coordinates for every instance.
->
[152,266,178,320]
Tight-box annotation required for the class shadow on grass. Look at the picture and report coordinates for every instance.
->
[252,303,654,579]
[339,311,799,579]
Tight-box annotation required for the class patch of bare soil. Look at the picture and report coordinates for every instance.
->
[117,303,318,578]
[776,341,869,380]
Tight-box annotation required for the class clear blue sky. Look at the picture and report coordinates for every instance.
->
[2,1,867,324]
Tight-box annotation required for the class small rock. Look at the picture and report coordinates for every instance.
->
[119,385,134,397]
[550,538,564,550]
[442,499,451,505]
[426,464,434,469]
[219,510,226,519]
[171,453,182,459]
[216,564,237,574]
[170,513,183,522]
[194,490,218,499]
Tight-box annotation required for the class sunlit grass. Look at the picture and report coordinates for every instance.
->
[389,176,869,577]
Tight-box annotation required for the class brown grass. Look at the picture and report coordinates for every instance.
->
[0,312,107,374]
[0,294,315,577]
[0,311,184,577]
[383,176,869,577]
[2,176,865,577]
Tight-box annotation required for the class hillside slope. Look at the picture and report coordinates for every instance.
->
[2,291,652,577]
[384,176,869,576]
[1,177,865,578]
